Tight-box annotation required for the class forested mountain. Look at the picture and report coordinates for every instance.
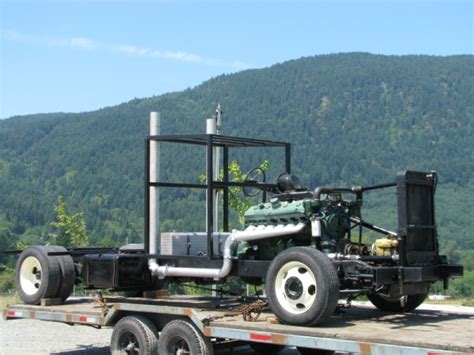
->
[1,53,473,292]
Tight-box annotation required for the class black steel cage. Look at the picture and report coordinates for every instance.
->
[144,134,291,261]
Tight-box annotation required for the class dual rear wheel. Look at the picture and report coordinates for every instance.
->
[16,245,75,305]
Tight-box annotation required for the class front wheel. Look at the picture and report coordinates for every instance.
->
[368,292,428,312]
[265,247,339,326]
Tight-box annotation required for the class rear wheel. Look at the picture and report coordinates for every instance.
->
[111,315,158,355]
[47,246,75,301]
[158,319,213,355]
[15,246,61,305]
[368,292,428,312]
[266,247,339,326]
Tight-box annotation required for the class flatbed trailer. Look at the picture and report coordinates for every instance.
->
[3,296,473,354]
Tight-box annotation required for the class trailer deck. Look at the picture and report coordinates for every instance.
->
[3,296,473,354]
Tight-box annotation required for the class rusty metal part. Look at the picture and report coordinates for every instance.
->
[239,300,268,321]
[208,300,268,322]
[92,292,109,316]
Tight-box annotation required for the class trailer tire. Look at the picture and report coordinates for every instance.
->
[111,315,158,355]
[15,246,61,305]
[47,246,75,301]
[368,292,428,312]
[266,247,339,326]
[250,342,285,354]
[158,319,213,355]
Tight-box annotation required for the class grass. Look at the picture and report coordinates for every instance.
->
[462,299,474,307]
[0,294,20,310]
[425,298,474,307]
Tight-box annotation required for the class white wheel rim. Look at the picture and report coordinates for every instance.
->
[19,256,43,295]
[274,261,317,314]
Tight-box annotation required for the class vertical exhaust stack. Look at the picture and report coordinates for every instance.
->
[149,112,160,269]
[205,104,222,235]
[214,104,222,234]
[206,116,217,135]
[205,115,216,235]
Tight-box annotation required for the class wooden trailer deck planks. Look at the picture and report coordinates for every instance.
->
[206,305,474,352]
[3,297,473,353]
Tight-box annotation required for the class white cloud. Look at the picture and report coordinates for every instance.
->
[2,30,250,69]
[68,37,99,50]
[113,45,204,63]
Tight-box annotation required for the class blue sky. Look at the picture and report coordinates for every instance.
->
[1,0,472,118]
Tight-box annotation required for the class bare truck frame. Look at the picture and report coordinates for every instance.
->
[4,110,467,354]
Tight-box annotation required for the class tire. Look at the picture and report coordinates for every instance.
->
[250,342,285,354]
[265,247,339,326]
[47,246,75,301]
[15,246,61,305]
[111,315,158,355]
[297,348,335,355]
[368,292,428,312]
[158,319,213,355]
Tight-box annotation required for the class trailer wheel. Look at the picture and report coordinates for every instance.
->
[111,315,158,355]
[15,246,61,305]
[266,247,339,326]
[250,342,285,354]
[47,246,75,301]
[158,319,213,355]
[368,292,428,312]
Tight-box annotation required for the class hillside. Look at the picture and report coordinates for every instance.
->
[1,53,473,287]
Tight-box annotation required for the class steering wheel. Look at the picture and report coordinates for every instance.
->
[243,167,266,197]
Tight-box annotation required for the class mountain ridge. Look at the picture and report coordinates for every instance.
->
[0,53,473,267]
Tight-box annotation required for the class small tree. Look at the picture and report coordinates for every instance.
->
[0,265,15,292]
[227,160,270,225]
[201,160,270,226]
[224,160,270,295]
[50,196,89,247]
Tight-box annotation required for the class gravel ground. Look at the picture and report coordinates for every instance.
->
[0,318,112,355]
[0,317,298,355]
